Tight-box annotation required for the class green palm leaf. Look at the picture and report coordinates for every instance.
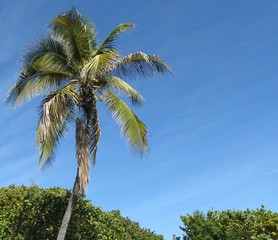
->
[112,52,173,79]
[103,90,148,155]
[7,64,72,106]
[83,52,116,77]
[105,76,144,105]
[23,37,75,73]
[97,22,134,54]
[50,7,96,64]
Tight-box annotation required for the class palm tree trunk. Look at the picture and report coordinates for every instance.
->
[57,172,79,240]
[57,115,90,240]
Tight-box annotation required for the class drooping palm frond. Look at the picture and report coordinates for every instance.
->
[75,117,90,194]
[112,52,173,79]
[37,84,77,169]
[103,90,149,155]
[50,7,97,64]
[7,64,72,106]
[97,22,134,54]
[105,76,144,105]
[23,37,76,73]
[88,103,101,165]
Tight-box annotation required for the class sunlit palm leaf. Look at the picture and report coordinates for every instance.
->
[37,84,77,169]
[7,65,72,106]
[97,23,134,54]
[103,90,148,155]
[112,52,173,79]
[23,37,76,73]
[105,76,143,105]
[84,52,117,77]
[50,8,96,64]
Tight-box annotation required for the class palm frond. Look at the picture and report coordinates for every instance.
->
[105,76,144,105]
[88,102,101,165]
[103,90,148,155]
[97,23,134,54]
[37,84,77,169]
[83,52,117,77]
[7,64,72,106]
[50,7,97,64]
[112,52,173,79]
[23,36,76,74]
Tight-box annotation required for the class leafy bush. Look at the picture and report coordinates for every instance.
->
[0,185,163,240]
[175,206,278,240]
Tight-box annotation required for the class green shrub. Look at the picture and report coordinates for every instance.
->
[176,206,278,240]
[0,185,163,240]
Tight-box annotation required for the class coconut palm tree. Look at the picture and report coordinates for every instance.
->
[7,8,172,240]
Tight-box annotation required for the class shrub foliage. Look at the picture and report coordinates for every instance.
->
[0,185,163,240]
[175,206,278,240]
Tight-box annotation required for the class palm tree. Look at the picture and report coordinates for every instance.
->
[7,8,172,240]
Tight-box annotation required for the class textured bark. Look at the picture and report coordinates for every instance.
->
[57,174,79,240]
[57,116,90,240]
[76,117,90,193]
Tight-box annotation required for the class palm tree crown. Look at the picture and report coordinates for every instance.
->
[7,8,172,239]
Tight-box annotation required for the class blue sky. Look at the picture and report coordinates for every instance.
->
[1,0,278,239]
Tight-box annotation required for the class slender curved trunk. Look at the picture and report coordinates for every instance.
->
[57,89,94,239]
[57,173,79,240]
[57,115,90,240]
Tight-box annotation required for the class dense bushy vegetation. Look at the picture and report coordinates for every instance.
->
[0,185,163,240]
[174,206,278,240]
